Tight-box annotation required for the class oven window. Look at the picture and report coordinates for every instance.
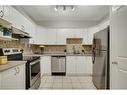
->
[31,61,40,79]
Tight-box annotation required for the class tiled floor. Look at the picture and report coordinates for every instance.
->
[39,75,96,89]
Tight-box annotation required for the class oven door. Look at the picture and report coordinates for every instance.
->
[30,59,41,88]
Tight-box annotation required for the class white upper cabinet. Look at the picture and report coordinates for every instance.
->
[12,8,28,32]
[34,28,87,45]
[56,29,68,45]
[0,6,3,14]
[0,6,11,22]
[11,7,32,34]
[87,28,94,44]
[29,22,36,44]
[22,17,30,33]
[46,29,57,44]
[63,29,83,38]
[82,29,88,44]
[11,7,36,40]
[12,8,23,30]
[35,26,47,44]
[72,29,83,38]
[2,6,12,22]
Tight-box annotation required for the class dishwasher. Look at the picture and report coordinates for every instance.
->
[51,56,66,76]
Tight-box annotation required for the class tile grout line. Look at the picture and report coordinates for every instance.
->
[78,77,84,89]
[40,75,96,90]
[40,76,47,89]
[51,76,55,89]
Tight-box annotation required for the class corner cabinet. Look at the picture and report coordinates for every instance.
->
[0,64,25,89]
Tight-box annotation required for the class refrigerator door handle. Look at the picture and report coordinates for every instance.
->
[92,48,95,64]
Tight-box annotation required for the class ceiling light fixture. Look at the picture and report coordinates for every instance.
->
[54,5,76,12]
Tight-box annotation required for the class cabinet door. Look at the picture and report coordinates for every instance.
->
[56,30,66,44]
[22,17,30,33]
[1,64,25,89]
[3,6,11,22]
[12,8,22,29]
[29,22,36,44]
[46,29,57,44]
[41,56,51,76]
[82,29,88,44]
[66,56,76,75]
[0,6,4,18]
[16,64,25,89]
[86,56,92,74]
[1,67,18,89]
[35,26,47,44]
[76,56,86,74]
[72,29,83,38]
[87,28,94,44]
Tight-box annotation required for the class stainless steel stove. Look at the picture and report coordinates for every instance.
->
[0,48,41,89]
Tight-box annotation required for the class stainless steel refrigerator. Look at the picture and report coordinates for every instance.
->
[92,26,110,89]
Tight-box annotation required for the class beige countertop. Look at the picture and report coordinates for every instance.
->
[0,61,27,72]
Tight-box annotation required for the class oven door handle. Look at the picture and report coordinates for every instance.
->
[30,59,40,65]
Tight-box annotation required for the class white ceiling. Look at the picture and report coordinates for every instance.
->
[14,5,109,28]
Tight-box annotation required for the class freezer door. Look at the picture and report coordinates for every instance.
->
[92,50,109,89]
[94,27,109,51]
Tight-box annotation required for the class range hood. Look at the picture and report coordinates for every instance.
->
[12,27,32,38]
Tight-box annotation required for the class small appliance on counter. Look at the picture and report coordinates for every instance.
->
[0,56,7,65]
[0,48,41,89]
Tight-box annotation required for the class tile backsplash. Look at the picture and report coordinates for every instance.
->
[0,40,92,54]
[0,40,33,54]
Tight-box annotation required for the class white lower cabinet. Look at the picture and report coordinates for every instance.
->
[0,64,25,89]
[41,56,51,76]
[66,56,77,75]
[66,56,92,75]
[86,56,92,74]
[76,56,87,74]
[40,56,92,76]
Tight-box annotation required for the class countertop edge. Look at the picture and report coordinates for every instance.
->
[0,61,27,72]
[24,54,92,57]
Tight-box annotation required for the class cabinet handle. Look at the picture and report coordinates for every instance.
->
[112,61,118,64]
[17,67,20,74]
[0,10,4,18]
[21,25,25,31]
[14,68,17,75]
[0,6,4,18]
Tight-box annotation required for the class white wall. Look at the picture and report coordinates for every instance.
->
[88,17,110,34]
